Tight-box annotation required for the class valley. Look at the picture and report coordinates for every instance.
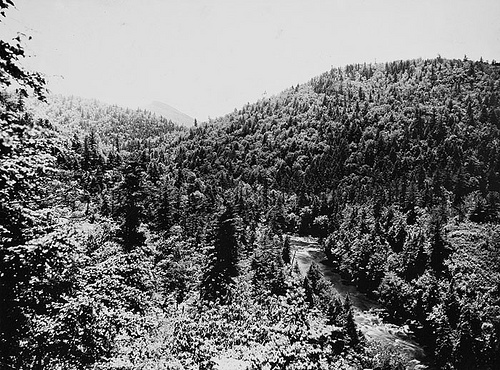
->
[293,236,429,367]
[1,3,500,366]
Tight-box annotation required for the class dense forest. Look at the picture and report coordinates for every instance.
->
[2,1,500,368]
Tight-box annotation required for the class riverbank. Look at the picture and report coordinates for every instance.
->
[290,235,431,369]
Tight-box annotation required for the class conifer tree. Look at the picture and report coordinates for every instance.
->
[428,211,450,275]
[155,182,174,231]
[326,294,344,326]
[115,160,145,251]
[304,262,323,305]
[303,275,314,306]
[282,235,291,264]
[306,261,322,291]
[342,294,359,345]
[270,255,286,295]
[200,204,239,303]
[251,230,287,296]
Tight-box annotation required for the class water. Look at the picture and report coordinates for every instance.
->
[291,236,430,368]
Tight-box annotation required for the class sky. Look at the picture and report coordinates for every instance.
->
[2,0,500,121]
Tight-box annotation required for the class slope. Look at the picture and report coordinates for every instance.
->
[166,57,500,369]
[5,55,500,370]
[142,100,195,127]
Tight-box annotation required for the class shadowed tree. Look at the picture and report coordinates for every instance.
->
[251,232,287,296]
[342,294,359,345]
[115,160,145,251]
[428,210,450,275]
[304,261,323,306]
[282,235,291,264]
[200,204,239,303]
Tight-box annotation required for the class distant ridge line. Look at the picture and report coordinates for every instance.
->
[141,101,194,127]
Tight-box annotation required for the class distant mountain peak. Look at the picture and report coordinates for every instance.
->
[142,101,194,127]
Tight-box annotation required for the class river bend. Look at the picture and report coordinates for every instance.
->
[291,236,430,369]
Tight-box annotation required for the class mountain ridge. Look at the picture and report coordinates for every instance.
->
[141,100,194,127]
[6,57,500,370]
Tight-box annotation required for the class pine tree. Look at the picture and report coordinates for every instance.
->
[428,211,450,275]
[306,262,322,291]
[251,231,286,296]
[324,285,343,326]
[342,294,359,345]
[303,275,314,306]
[200,205,239,303]
[270,257,286,295]
[155,182,174,231]
[282,235,291,264]
[115,160,145,251]
[304,262,323,305]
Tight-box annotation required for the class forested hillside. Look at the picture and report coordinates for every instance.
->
[2,7,500,366]
[1,88,371,369]
[173,57,500,369]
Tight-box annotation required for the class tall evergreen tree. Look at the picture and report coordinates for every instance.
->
[428,211,450,275]
[155,181,175,231]
[304,262,323,306]
[282,235,291,264]
[115,160,145,251]
[342,294,359,345]
[251,232,287,296]
[200,204,239,303]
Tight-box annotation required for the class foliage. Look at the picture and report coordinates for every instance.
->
[0,0,46,99]
[364,341,414,370]
[251,229,286,296]
[4,17,500,368]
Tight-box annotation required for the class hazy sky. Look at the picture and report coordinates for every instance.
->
[2,0,500,120]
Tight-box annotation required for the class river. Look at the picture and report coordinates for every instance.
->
[290,236,431,369]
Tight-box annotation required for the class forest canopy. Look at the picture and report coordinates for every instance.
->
[1,2,500,368]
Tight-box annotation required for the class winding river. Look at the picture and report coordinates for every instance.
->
[291,236,431,369]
